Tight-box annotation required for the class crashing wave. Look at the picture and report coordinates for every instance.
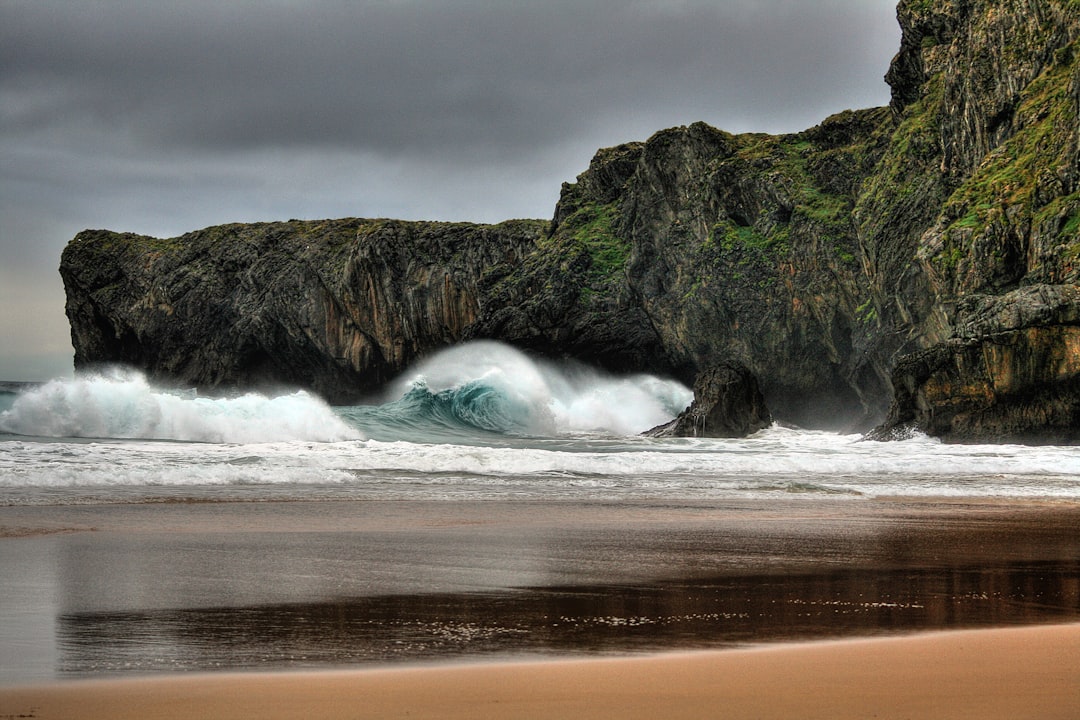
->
[0,343,692,444]
[346,341,692,439]
[0,368,362,443]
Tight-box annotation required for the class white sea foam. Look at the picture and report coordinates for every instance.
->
[393,341,692,435]
[2,425,1078,502]
[1,348,1077,504]
[0,369,362,443]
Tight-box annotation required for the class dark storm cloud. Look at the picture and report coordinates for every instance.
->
[0,0,900,379]
[2,0,897,158]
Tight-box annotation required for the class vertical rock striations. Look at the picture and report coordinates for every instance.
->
[866,0,1080,441]
[470,112,896,430]
[62,219,544,403]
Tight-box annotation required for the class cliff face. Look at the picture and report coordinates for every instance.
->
[864,0,1080,440]
[62,219,543,402]
[470,111,896,428]
[870,0,1079,324]
[61,0,1080,440]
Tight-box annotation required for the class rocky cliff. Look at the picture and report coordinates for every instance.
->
[61,0,1080,440]
[864,0,1080,441]
[62,219,544,403]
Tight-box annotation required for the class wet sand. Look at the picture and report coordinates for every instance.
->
[2,624,1079,719]
[1,497,1080,698]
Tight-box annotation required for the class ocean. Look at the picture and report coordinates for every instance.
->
[2,340,1079,506]
[2,340,1080,683]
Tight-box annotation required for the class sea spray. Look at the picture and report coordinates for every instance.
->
[0,369,362,443]
[381,341,693,437]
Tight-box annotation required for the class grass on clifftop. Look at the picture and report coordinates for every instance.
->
[935,38,1080,276]
[736,131,861,238]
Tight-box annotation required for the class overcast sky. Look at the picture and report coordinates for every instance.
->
[0,0,900,381]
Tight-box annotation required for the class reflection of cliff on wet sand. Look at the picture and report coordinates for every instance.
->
[42,500,1080,677]
[57,560,1080,676]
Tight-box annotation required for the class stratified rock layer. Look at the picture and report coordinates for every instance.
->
[61,0,1080,442]
[870,285,1080,443]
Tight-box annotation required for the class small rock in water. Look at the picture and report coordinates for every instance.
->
[646,362,771,438]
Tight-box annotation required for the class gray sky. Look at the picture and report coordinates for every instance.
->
[0,0,900,381]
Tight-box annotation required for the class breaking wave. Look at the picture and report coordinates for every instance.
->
[341,342,693,440]
[0,343,692,444]
[0,369,361,443]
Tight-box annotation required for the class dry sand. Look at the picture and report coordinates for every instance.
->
[3,623,1079,720]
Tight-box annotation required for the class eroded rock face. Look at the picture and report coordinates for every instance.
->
[870,284,1080,443]
[871,327,1080,444]
[860,0,1080,442]
[61,219,544,403]
[469,112,896,430]
[954,285,1080,340]
[646,363,771,438]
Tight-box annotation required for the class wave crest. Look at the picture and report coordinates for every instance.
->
[348,342,692,439]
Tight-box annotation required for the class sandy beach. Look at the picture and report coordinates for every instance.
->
[2,497,1080,716]
[2,623,1079,719]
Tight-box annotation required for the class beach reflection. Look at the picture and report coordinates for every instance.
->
[57,560,1080,676]
[3,498,1077,681]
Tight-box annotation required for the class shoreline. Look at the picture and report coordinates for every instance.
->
[3,497,1080,684]
[3,623,1079,719]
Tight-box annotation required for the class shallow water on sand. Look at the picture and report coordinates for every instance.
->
[2,499,1079,682]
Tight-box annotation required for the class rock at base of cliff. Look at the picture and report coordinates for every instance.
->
[647,362,772,438]
[868,324,1080,444]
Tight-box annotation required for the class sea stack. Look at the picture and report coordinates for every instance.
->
[646,363,772,438]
